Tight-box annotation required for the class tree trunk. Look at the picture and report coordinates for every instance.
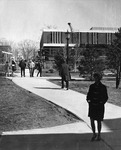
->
[116,64,121,89]
[90,72,93,81]
[116,74,120,89]
[74,62,77,72]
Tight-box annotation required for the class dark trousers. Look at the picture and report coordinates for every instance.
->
[61,77,69,89]
[37,69,42,77]
[21,68,25,77]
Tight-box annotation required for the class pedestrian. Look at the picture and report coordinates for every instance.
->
[86,73,108,141]
[4,61,9,77]
[19,58,26,77]
[11,58,16,76]
[60,60,71,90]
[36,61,43,77]
[28,59,31,74]
[29,59,35,77]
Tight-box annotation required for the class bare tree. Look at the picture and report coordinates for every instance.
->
[18,39,39,60]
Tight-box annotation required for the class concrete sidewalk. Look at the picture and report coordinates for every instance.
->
[1,70,121,150]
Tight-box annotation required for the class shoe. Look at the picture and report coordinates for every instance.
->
[91,134,97,142]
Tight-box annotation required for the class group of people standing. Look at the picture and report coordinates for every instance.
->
[4,57,43,77]
[19,58,43,78]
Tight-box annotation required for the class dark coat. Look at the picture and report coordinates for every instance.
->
[60,63,70,81]
[19,60,26,69]
[36,62,42,71]
[87,82,108,121]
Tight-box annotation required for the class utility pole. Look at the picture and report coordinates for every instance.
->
[68,23,78,72]
[65,30,70,64]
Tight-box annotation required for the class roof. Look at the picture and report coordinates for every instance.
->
[43,28,117,33]
[0,45,11,51]
[90,27,118,32]
[2,51,12,55]
[43,43,76,47]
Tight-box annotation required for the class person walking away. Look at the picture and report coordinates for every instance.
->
[29,60,35,77]
[19,59,26,77]
[4,61,9,77]
[60,60,70,90]
[11,58,16,76]
[86,73,108,141]
[36,61,43,77]
[28,59,31,75]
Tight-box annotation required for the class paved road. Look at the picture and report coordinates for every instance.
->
[1,69,121,150]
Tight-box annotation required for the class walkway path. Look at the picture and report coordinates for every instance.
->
[1,70,121,150]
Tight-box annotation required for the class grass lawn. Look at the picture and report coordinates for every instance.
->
[29,69,121,106]
[48,72,121,107]
[0,77,79,133]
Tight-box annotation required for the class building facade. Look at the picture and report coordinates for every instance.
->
[39,28,118,67]
[0,45,12,73]
[0,45,12,64]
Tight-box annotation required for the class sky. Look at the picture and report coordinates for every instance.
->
[0,0,121,42]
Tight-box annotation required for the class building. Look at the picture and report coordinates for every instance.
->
[39,27,118,67]
[0,45,12,74]
[0,45,12,63]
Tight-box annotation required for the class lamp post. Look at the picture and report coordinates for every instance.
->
[65,30,70,64]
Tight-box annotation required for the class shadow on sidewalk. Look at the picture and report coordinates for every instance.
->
[101,117,121,149]
[34,87,61,90]
[104,118,121,130]
[1,118,121,150]
[48,78,84,82]
[0,133,108,150]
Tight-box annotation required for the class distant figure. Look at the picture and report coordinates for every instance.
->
[36,61,43,77]
[19,59,26,77]
[4,61,9,77]
[29,59,35,77]
[60,60,70,90]
[28,59,31,74]
[86,73,108,141]
[11,58,16,76]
